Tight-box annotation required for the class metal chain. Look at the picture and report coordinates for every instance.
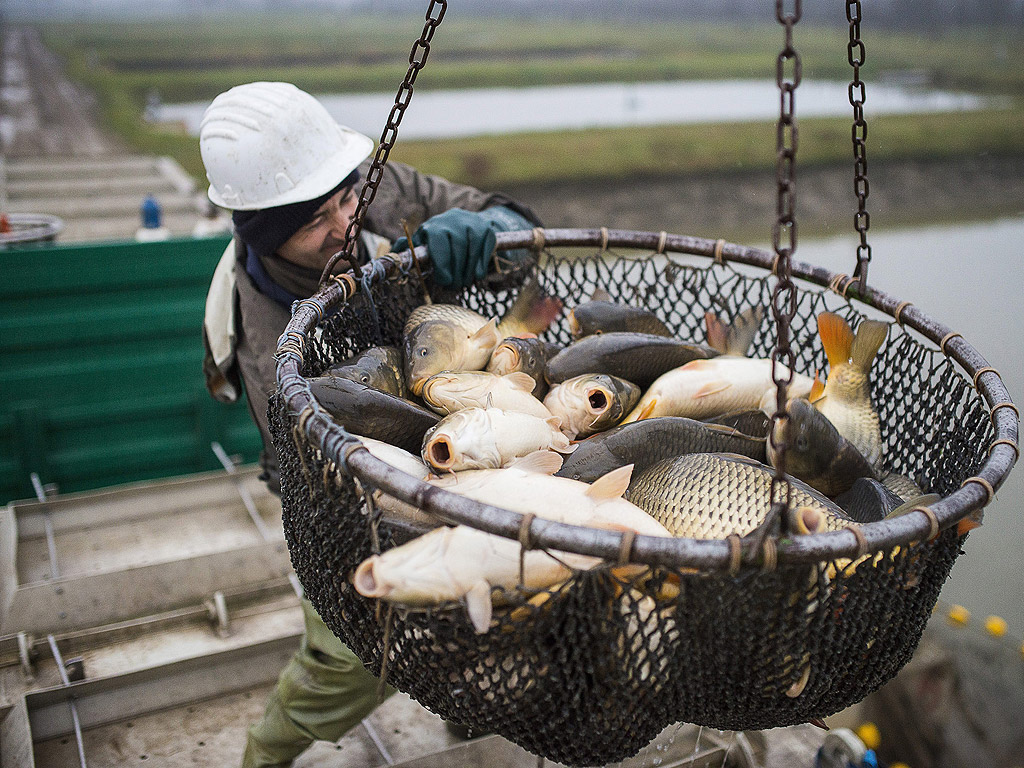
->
[847,0,872,287]
[768,0,802,534]
[320,0,448,284]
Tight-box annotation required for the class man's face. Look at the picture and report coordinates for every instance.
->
[276,185,359,270]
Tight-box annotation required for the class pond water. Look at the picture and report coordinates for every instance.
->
[795,217,1023,632]
[158,79,996,139]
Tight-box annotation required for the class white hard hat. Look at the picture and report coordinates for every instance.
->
[200,81,374,210]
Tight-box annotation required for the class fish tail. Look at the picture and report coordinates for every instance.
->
[705,306,764,356]
[850,319,888,373]
[817,312,854,369]
[704,311,730,354]
[726,306,764,357]
[499,277,563,337]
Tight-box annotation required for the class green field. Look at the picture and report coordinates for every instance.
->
[40,14,1024,187]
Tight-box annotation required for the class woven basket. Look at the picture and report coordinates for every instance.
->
[272,228,1017,767]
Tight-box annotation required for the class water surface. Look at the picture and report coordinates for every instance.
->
[160,79,995,139]
[797,218,1023,631]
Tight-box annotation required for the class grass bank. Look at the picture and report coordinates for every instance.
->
[38,14,1024,188]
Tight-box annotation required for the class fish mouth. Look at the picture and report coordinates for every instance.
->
[425,435,457,471]
[353,557,390,598]
[409,375,427,397]
[496,344,520,369]
[788,506,827,535]
[586,387,611,414]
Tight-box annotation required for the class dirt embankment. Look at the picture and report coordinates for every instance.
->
[509,154,1024,242]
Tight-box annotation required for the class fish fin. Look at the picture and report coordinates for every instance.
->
[503,371,537,392]
[633,398,658,421]
[704,422,745,438]
[507,450,563,474]
[465,581,494,634]
[718,452,765,468]
[694,380,731,399]
[884,493,943,519]
[683,358,715,371]
[500,278,564,336]
[809,370,825,402]
[726,306,764,357]
[704,311,730,354]
[958,509,984,536]
[850,319,888,373]
[586,464,634,500]
[817,312,853,369]
[591,287,613,302]
[470,316,502,348]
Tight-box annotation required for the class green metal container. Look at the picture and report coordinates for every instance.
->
[0,235,261,504]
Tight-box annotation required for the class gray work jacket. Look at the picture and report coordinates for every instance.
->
[202,159,539,491]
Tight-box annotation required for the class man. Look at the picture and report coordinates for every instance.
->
[199,81,539,768]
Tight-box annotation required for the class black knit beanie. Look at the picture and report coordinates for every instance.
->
[232,168,360,258]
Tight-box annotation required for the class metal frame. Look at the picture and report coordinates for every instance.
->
[276,229,1018,571]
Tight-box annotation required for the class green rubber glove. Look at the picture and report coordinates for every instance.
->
[393,206,533,288]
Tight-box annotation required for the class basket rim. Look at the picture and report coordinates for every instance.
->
[275,227,1019,571]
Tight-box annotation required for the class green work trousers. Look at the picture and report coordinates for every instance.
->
[241,599,395,768]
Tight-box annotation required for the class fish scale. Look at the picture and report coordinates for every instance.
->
[626,453,853,539]
[816,366,881,466]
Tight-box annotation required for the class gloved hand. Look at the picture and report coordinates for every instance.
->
[393,206,533,288]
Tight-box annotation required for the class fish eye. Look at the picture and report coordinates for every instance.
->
[360,374,370,383]
[796,435,810,451]
[419,347,429,357]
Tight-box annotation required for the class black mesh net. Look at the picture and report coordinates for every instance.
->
[271,243,985,767]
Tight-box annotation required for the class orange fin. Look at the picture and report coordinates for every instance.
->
[809,370,825,402]
[957,509,984,536]
[635,399,658,421]
[817,312,853,369]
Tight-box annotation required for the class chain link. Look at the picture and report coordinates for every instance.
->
[320,0,447,284]
[768,0,802,531]
[847,0,872,287]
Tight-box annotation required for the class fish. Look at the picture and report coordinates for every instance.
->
[835,477,908,523]
[545,332,718,389]
[307,375,439,453]
[556,416,767,483]
[421,407,574,473]
[542,373,641,439]
[350,435,442,530]
[703,409,772,439]
[403,313,502,397]
[494,276,564,338]
[625,452,855,539]
[622,357,817,424]
[432,461,671,539]
[420,370,553,420]
[402,283,563,396]
[353,462,672,633]
[814,312,888,467]
[568,291,673,339]
[703,306,765,357]
[768,397,876,498]
[486,336,551,397]
[879,470,924,502]
[325,345,406,397]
